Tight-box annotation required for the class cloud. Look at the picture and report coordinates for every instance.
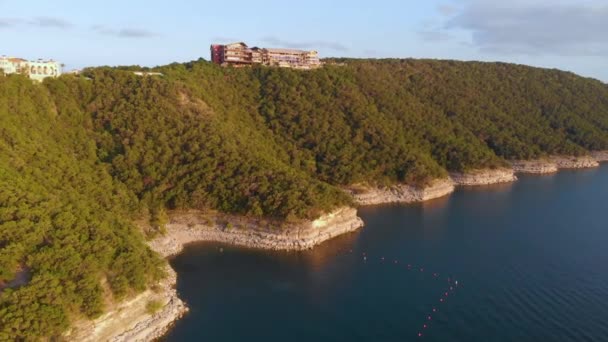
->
[418,30,453,42]
[437,4,458,16]
[29,16,71,29]
[92,25,159,38]
[0,18,22,28]
[0,17,71,29]
[261,36,349,52]
[445,1,608,56]
[117,28,158,38]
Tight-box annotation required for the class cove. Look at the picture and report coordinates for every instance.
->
[163,165,608,341]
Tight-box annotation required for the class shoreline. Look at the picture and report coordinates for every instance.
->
[350,153,607,206]
[512,154,600,173]
[71,152,607,341]
[149,207,364,257]
[68,207,363,341]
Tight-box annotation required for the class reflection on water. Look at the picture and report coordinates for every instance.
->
[165,165,608,342]
[420,194,451,211]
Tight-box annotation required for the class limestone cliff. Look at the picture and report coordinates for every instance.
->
[66,207,362,341]
[550,155,599,169]
[64,266,187,342]
[592,151,608,162]
[450,168,517,186]
[511,160,559,174]
[347,178,455,206]
[150,207,364,257]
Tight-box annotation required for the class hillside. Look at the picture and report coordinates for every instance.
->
[1,59,608,339]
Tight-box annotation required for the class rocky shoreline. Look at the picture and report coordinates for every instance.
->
[591,151,608,163]
[550,155,599,169]
[68,152,608,341]
[450,167,517,186]
[512,154,605,174]
[347,168,518,206]
[346,178,455,206]
[345,168,517,206]
[150,207,364,257]
[349,152,608,206]
[512,160,559,174]
[68,207,363,341]
[65,265,187,342]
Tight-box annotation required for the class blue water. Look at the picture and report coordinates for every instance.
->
[164,165,608,341]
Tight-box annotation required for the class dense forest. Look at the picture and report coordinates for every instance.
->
[1,58,608,339]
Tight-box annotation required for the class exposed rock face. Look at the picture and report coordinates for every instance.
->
[512,155,603,173]
[550,155,599,169]
[151,207,364,257]
[450,168,517,186]
[68,207,363,341]
[591,151,608,162]
[511,160,558,174]
[65,266,187,342]
[347,178,455,206]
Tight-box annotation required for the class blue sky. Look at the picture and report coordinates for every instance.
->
[1,0,607,82]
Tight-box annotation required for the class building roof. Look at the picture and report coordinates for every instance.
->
[0,56,27,62]
[265,48,318,55]
[225,42,248,48]
[265,48,308,54]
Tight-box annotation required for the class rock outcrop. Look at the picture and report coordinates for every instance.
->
[511,160,558,174]
[65,266,187,342]
[150,207,364,257]
[67,206,363,341]
[450,168,517,186]
[591,151,608,163]
[512,155,603,174]
[550,155,599,169]
[347,178,455,206]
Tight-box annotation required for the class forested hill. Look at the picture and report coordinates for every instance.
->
[2,59,608,338]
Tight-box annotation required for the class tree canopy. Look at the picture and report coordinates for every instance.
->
[1,58,608,339]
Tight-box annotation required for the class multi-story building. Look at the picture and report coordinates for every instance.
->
[0,57,27,74]
[210,42,321,69]
[0,56,62,81]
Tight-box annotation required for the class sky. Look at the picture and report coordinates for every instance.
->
[1,0,607,82]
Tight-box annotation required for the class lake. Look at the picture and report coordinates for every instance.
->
[164,165,608,341]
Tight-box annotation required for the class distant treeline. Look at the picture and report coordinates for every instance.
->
[1,58,608,339]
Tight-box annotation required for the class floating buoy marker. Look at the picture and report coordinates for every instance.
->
[349,252,460,338]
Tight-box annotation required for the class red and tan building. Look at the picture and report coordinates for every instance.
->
[210,42,321,70]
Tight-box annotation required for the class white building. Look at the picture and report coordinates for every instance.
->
[0,56,62,82]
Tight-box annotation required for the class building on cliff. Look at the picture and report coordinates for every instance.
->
[0,55,63,82]
[210,42,321,70]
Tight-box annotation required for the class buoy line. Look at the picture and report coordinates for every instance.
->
[349,249,461,339]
